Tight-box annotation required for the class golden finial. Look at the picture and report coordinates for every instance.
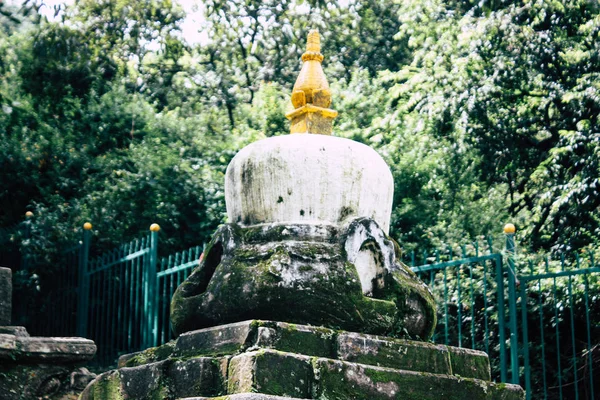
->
[504,223,516,234]
[150,223,161,232]
[285,30,338,135]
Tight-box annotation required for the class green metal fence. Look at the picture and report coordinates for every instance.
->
[84,232,156,365]
[408,231,600,399]
[408,239,512,383]
[517,251,600,400]
[156,245,202,344]
[73,225,200,365]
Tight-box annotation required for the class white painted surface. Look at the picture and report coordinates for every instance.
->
[354,248,384,296]
[225,135,394,233]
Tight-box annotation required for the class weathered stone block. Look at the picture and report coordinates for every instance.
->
[117,351,141,368]
[167,357,226,398]
[0,334,96,362]
[171,219,436,340]
[175,320,253,358]
[0,267,12,326]
[17,336,96,362]
[228,350,314,398]
[119,360,169,399]
[118,340,175,367]
[337,332,452,375]
[490,383,528,400]
[116,320,496,381]
[80,371,123,400]
[123,320,338,369]
[448,347,491,381]
[0,333,16,352]
[83,320,524,399]
[181,394,305,400]
[314,358,523,400]
[83,359,231,400]
[0,326,28,336]
[253,321,335,358]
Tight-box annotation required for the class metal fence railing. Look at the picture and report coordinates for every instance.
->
[518,253,600,400]
[156,246,201,344]
[408,230,600,400]
[85,234,153,365]
[409,245,510,382]
[76,225,200,365]
[4,220,202,366]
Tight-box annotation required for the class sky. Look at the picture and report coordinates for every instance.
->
[7,0,351,46]
[7,0,211,45]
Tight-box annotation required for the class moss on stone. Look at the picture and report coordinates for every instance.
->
[170,221,436,338]
[90,372,123,400]
[317,359,498,400]
[123,341,176,367]
[178,342,244,360]
[238,224,288,244]
[266,323,336,358]
[384,269,437,340]
[363,366,403,384]
[252,350,313,398]
[339,335,452,374]
[449,348,491,381]
[149,384,171,400]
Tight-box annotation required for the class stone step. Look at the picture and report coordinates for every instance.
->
[83,320,524,400]
[0,333,96,362]
[180,395,305,400]
[315,357,522,400]
[227,349,522,400]
[85,348,523,400]
[119,320,490,381]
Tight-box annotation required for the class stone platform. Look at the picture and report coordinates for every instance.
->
[81,320,524,399]
[0,331,97,399]
[0,267,97,399]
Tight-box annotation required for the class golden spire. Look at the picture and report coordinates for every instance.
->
[285,30,338,135]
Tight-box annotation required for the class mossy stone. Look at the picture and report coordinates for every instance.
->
[171,219,436,339]
[228,350,313,398]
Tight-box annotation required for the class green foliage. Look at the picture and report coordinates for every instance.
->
[385,0,600,250]
[1,0,599,262]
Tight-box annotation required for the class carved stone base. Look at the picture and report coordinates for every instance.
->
[171,219,437,339]
[82,320,524,400]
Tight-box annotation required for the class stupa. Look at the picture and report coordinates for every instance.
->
[169,30,436,339]
[81,31,524,400]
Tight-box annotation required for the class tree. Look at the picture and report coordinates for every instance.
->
[384,0,600,249]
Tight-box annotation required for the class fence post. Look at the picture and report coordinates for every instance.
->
[21,211,33,272]
[144,223,160,349]
[504,223,520,385]
[495,252,507,383]
[77,222,92,337]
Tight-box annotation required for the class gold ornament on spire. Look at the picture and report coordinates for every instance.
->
[285,30,338,135]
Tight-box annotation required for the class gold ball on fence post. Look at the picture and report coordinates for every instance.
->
[503,223,516,234]
[150,223,160,232]
[25,211,33,218]
[83,222,93,230]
